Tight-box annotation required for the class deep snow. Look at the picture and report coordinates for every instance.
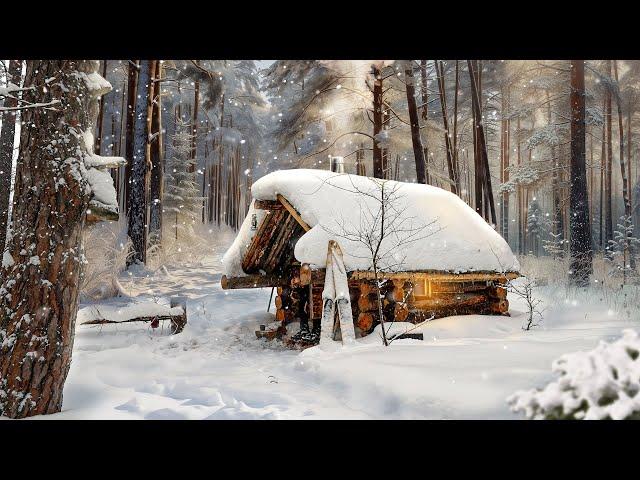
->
[223,170,520,277]
[40,251,639,420]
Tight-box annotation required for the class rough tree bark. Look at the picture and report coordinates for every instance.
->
[419,60,430,183]
[95,60,108,155]
[0,60,22,250]
[435,60,459,194]
[467,60,497,225]
[604,60,613,247]
[127,60,153,266]
[123,60,139,215]
[569,60,593,286]
[500,85,510,242]
[403,61,427,184]
[371,66,384,179]
[0,60,110,418]
[149,60,163,245]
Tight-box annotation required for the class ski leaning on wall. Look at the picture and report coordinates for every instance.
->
[320,240,356,348]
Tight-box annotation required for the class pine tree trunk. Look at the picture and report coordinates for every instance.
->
[419,60,430,184]
[569,60,592,286]
[435,61,459,194]
[127,60,153,266]
[372,66,384,179]
[123,60,139,215]
[613,61,634,268]
[95,60,108,155]
[467,60,496,225]
[605,60,613,247]
[500,85,510,242]
[149,61,163,245]
[0,60,21,250]
[404,61,427,184]
[0,60,107,418]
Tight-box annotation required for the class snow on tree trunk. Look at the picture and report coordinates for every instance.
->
[127,60,153,266]
[0,60,21,250]
[568,60,592,286]
[0,60,112,418]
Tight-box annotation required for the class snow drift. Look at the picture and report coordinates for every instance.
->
[223,169,519,277]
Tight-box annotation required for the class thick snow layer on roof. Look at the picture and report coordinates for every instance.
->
[222,169,519,276]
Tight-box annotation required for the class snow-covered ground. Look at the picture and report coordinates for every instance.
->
[51,254,639,419]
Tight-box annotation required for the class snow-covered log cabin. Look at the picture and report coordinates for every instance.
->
[221,169,520,345]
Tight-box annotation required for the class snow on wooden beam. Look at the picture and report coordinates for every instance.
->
[277,194,310,232]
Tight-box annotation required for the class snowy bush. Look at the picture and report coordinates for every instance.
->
[508,329,640,419]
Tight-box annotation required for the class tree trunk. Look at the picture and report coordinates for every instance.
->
[0,60,21,250]
[372,66,384,179]
[605,60,613,248]
[0,60,107,418]
[95,60,108,155]
[149,61,163,246]
[613,60,634,268]
[569,60,592,286]
[467,60,496,225]
[404,61,427,184]
[127,60,153,266]
[435,61,459,194]
[123,60,139,215]
[419,60,430,184]
[190,62,200,174]
[500,85,510,242]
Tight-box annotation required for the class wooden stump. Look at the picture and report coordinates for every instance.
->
[170,297,187,334]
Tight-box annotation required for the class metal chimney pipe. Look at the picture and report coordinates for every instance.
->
[329,156,345,173]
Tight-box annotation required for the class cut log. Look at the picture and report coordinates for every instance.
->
[488,286,508,299]
[490,299,509,314]
[300,263,312,285]
[358,292,380,311]
[170,297,188,334]
[384,286,405,303]
[384,302,409,322]
[276,308,295,323]
[356,312,375,332]
[275,295,284,310]
[221,273,287,289]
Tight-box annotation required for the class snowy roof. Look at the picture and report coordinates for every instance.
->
[222,169,520,277]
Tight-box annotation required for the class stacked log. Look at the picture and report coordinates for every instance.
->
[405,279,510,319]
[354,278,409,336]
[487,282,509,314]
[275,286,298,324]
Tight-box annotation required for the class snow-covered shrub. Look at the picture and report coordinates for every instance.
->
[164,119,202,242]
[148,224,237,269]
[81,219,132,300]
[508,329,640,419]
[605,215,640,283]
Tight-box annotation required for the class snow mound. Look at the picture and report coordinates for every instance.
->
[508,329,640,420]
[223,169,519,276]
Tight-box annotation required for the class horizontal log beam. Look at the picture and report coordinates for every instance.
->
[254,199,284,210]
[221,273,288,290]
[349,270,519,283]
